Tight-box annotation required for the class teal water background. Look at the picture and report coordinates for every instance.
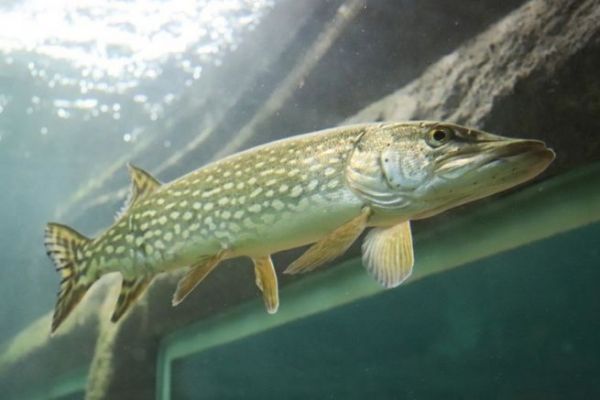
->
[172,222,600,399]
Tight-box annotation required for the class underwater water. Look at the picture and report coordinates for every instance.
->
[173,223,600,400]
[0,0,599,399]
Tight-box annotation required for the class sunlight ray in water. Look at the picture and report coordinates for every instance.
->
[0,0,275,129]
[0,0,274,80]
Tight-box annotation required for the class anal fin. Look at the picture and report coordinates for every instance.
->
[111,275,154,323]
[362,221,414,288]
[284,207,371,274]
[172,251,226,306]
[253,256,279,314]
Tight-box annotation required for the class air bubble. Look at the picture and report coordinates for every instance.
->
[134,94,147,103]
[193,67,202,80]
[57,108,70,118]
[163,93,175,104]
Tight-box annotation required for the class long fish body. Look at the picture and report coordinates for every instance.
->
[44,122,554,333]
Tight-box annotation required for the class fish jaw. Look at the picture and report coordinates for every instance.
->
[411,137,555,219]
[436,138,554,180]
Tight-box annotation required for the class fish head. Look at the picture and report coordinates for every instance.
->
[346,121,555,222]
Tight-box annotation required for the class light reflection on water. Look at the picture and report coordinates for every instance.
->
[0,0,275,140]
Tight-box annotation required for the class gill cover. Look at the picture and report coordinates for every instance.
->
[345,124,431,209]
[380,148,429,190]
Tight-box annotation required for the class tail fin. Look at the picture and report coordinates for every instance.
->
[44,223,97,333]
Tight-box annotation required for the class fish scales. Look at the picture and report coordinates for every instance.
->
[87,125,367,278]
[44,122,554,332]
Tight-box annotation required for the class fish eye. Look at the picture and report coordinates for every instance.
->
[426,127,454,147]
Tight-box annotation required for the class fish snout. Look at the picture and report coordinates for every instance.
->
[481,138,555,164]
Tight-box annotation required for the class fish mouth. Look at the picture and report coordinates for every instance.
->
[490,139,554,159]
[436,138,555,179]
[480,139,555,169]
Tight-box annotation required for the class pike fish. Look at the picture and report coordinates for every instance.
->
[44,122,554,332]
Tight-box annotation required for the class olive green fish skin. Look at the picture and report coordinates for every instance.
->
[80,121,555,281]
[45,121,555,332]
[86,125,370,278]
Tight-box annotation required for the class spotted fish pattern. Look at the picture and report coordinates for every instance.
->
[45,125,366,332]
[45,122,555,333]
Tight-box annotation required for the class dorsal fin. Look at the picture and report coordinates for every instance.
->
[116,164,162,220]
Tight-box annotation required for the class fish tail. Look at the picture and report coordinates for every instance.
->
[44,223,98,333]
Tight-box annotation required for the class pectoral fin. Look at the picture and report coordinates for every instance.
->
[111,275,154,322]
[172,251,226,306]
[284,207,371,274]
[362,221,414,288]
[253,256,279,314]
